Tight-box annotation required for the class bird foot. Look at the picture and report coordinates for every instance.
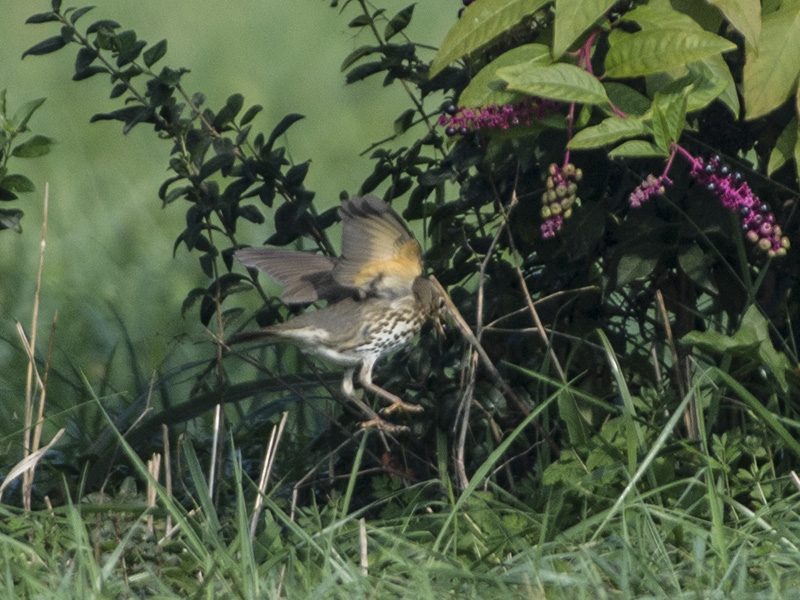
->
[360,417,410,434]
[380,398,424,415]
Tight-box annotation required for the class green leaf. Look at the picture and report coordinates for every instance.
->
[767,117,797,175]
[348,14,372,27]
[341,45,378,71]
[11,135,55,158]
[796,88,800,184]
[621,3,703,30]
[429,0,551,77]
[668,65,727,114]
[86,19,121,34]
[651,84,689,150]
[90,106,155,134]
[553,0,616,58]
[69,5,95,25]
[568,116,649,149]
[742,4,800,120]
[26,12,59,24]
[75,46,98,73]
[213,93,244,129]
[616,247,659,285]
[11,98,46,132]
[384,4,415,41]
[265,113,305,153]
[608,140,667,158]
[22,36,68,59]
[459,44,550,108]
[698,54,739,117]
[604,82,651,115]
[707,0,761,48]
[682,305,794,392]
[393,108,415,134]
[605,29,736,78]
[0,208,24,232]
[498,62,610,106]
[0,174,36,193]
[712,368,800,459]
[345,61,383,83]
[240,104,263,126]
[199,153,235,181]
[143,39,167,68]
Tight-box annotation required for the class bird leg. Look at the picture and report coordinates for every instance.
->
[358,361,423,415]
[341,368,410,432]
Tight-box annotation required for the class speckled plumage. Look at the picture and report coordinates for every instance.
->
[230,196,443,428]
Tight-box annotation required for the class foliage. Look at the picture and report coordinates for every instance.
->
[0,90,53,232]
[3,0,800,595]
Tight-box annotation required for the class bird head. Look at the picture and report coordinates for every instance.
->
[412,276,446,337]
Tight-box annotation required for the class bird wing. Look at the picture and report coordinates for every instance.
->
[234,247,343,304]
[334,195,423,297]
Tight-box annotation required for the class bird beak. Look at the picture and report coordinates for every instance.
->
[433,313,446,338]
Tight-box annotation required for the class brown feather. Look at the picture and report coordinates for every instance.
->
[235,247,346,304]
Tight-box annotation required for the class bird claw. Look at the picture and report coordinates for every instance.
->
[380,399,424,415]
[360,417,410,434]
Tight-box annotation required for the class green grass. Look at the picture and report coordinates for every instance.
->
[2,373,800,599]
[3,3,800,598]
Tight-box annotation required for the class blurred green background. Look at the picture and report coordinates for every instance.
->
[0,1,453,410]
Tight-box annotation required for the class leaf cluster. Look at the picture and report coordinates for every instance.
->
[14,0,800,541]
[0,90,53,232]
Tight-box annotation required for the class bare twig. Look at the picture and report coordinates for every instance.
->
[162,424,173,538]
[497,191,567,383]
[146,453,161,533]
[790,471,800,494]
[21,183,50,510]
[250,411,289,540]
[655,289,694,437]
[429,276,560,456]
[359,518,369,576]
[0,429,65,503]
[454,351,478,489]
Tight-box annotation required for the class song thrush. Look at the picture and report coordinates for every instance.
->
[230,195,443,430]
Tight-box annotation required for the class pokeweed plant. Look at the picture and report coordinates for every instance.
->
[333,0,800,502]
[19,0,800,522]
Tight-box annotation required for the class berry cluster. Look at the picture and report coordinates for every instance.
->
[540,162,582,239]
[628,173,670,208]
[690,156,790,257]
[629,151,791,257]
[438,98,556,137]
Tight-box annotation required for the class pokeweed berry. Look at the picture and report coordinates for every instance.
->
[540,162,582,239]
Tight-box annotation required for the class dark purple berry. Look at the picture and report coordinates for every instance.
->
[760,203,769,213]
[459,126,469,136]
[740,206,751,217]
[445,104,457,115]
[719,165,730,176]
[733,172,743,182]
[704,163,715,174]
[445,127,456,137]
[711,154,721,164]
[707,182,717,192]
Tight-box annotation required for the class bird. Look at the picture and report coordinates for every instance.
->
[229,195,444,431]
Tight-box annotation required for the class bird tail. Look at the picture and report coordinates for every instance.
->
[225,328,278,347]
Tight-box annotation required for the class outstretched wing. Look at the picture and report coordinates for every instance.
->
[334,195,423,298]
[234,247,344,304]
